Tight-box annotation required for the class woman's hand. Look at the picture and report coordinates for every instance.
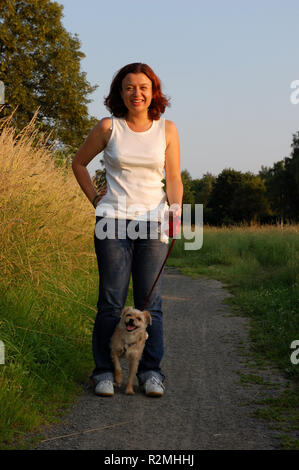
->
[162,204,182,238]
[93,186,108,208]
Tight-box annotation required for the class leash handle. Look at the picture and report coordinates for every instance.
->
[142,238,176,311]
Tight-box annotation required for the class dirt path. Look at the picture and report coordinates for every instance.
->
[35,268,285,450]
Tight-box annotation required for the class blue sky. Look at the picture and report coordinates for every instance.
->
[58,0,299,179]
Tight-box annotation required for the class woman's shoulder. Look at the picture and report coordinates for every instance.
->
[96,117,113,132]
[92,117,113,147]
[164,119,178,142]
[165,119,178,132]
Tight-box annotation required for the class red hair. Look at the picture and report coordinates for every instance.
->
[104,63,170,120]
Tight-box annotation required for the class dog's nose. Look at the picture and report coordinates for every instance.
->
[127,319,135,326]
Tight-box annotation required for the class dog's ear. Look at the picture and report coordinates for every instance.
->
[143,310,152,325]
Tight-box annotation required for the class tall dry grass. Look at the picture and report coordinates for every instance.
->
[0,111,95,291]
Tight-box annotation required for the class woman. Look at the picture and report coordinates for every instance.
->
[72,63,183,397]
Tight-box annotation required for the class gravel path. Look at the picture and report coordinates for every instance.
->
[35,268,285,450]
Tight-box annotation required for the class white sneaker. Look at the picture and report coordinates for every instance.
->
[94,379,114,397]
[142,376,165,397]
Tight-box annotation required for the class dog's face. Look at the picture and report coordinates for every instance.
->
[121,306,152,333]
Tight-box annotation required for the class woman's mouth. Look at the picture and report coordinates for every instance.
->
[132,100,144,106]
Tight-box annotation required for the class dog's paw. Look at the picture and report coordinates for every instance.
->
[125,386,135,395]
[114,372,122,387]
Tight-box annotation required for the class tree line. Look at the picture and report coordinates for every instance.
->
[180,131,299,225]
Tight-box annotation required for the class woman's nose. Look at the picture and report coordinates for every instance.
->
[133,88,141,97]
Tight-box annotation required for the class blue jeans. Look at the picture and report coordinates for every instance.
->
[92,216,169,384]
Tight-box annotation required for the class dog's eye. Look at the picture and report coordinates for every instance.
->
[137,317,142,321]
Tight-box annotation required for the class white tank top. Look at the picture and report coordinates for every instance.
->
[95,117,169,221]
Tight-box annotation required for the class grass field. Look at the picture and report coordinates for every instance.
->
[170,224,299,381]
[168,225,299,449]
[0,117,298,449]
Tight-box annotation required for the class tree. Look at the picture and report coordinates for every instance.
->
[285,132,299,221]
[181,169,195,205]
[260,132,299,223]
[207,168,271,225]
[191,173,216,224]
[260,161,288,223]
[0,0,98,151]
[191,173,216,206]
[207,168,243,225]
[230,173,271,224]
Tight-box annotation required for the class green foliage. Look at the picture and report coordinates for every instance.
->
[191,172,216,206]
[0,268,97,448]
[0,0,98,151]
[205,168,271,225]
[260,131,299,223]
[181,169,195,205]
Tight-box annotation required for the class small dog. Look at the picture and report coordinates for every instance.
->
[110,306,152,395]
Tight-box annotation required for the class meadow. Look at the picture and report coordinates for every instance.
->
[0,116,298,448]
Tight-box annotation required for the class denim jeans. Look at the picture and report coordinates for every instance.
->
[92,216,169,384]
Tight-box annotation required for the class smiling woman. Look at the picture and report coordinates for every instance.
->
[121,73,153,123]
[104,62,169,120]
[72,62,183,398]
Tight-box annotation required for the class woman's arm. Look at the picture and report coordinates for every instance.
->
[71,118,112,206]
[165,120,183,214]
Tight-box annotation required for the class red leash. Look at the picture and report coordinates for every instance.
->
[142,238,176,311]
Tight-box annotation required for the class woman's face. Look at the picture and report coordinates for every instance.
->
[121,73,153,115]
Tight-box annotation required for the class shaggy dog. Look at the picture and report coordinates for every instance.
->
[110,306,152,395]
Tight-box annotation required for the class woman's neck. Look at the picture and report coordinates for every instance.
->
[125,111,152,131]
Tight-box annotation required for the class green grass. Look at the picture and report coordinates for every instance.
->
[168,225,299,448]
[0,254,98,449]
[0,224,298,449]
[169,226,299,381]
